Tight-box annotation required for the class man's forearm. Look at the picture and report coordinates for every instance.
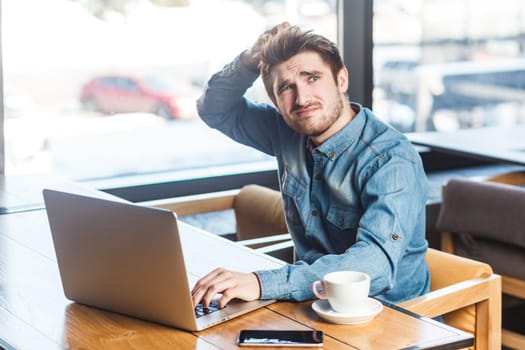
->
[240,49,260,73]
[196,54,259,119]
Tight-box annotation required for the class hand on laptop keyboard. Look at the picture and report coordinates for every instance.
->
[195,302,224,318]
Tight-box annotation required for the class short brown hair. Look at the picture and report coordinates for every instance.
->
[259,25,344,100]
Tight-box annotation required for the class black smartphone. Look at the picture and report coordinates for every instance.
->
[238,329,324,347]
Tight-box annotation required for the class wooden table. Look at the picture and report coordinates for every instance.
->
[0,176,474,349]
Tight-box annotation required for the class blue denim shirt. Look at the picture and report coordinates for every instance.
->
[197,55,430,304]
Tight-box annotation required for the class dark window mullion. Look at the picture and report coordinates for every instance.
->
[339,0,373,109]
[0,0,5,174]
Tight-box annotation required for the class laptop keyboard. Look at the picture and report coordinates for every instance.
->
[195,302,223,318]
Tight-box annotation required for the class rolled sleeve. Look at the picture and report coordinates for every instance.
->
[255,268,290,300]
[356,153,428,295]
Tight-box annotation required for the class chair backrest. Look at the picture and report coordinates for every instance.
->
[437,177,525,349]
[437,178,525,281]
[233,185,288,241]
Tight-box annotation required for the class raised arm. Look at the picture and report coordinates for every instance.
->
[195,23,293,156]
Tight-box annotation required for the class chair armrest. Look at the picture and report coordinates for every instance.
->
[251,240,294,254]
[140,189,239,216]
[399,273,501,350]
[237,233,294,264]
[398,274,501,319]
[236,233,292,248]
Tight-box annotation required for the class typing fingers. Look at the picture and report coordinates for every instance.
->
[191,268,235,308]
[191,269,261,309]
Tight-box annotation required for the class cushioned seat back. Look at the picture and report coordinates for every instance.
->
[426,248,493,336]
[437,178,525,280]
[233,185,288,240]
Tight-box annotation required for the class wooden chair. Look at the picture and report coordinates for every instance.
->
[437,178,525,349]
[398,249,501,350]
[146,184,502,349]
[485,170,525,187]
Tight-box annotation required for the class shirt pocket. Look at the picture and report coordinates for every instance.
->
[281,169,308,225]
[326,203,361,230]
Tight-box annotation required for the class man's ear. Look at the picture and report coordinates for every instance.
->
[337,67,349,94]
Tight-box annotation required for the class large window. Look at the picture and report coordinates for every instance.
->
[373,0,525,133]
[1,0,337,185]
[3,0,525,193]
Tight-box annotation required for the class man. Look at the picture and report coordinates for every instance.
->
[192,23,430,310]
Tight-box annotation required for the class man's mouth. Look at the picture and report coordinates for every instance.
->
[293,104,320,117]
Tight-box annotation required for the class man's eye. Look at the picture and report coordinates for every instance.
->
[279,85,292,94]
[309,75,319,82]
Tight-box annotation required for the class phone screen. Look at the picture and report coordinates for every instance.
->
[238,329,324,347]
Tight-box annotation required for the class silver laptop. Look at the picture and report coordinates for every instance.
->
[42,188,284,331]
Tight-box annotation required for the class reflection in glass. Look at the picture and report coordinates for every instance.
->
[2,0,337,182]
[373,0,525,133]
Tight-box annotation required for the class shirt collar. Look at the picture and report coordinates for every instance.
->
[307,102,366,159]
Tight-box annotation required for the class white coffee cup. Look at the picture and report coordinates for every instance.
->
[312,271,370,313]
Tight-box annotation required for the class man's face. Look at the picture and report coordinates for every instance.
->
[270,51,350,145]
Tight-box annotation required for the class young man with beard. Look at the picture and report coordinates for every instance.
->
[192,22,430,309]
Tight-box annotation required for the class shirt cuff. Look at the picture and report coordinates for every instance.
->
[252,272,262,299]
[255,267,290,300]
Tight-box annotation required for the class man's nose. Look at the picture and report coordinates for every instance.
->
[294,85,311,106]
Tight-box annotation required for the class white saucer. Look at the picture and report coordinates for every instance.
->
[311,298,383,325]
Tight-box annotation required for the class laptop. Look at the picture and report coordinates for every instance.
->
[42,188,284,331]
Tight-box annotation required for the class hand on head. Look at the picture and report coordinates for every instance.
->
[191,268,261,308]
[241,22,292,71]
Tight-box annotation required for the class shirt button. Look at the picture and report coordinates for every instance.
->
[311,210,318,217]
[328,151,335,159]
[314,174,322,180]
[392,233,401,240]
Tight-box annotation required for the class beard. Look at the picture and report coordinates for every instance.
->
[287,95,345,137]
